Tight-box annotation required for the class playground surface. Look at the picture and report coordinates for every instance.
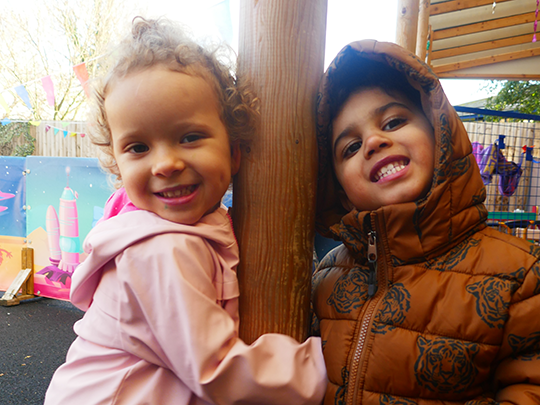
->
[0,297,83,405]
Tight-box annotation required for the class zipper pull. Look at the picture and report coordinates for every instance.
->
[367,231,378,297]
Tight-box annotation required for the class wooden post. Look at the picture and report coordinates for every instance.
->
[396,0,420,53]
[234,0,327,344]
[426,25,433,66]
[0,247,35,306]
[416,0,431,60]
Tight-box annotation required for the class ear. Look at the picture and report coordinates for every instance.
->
[231,143,241,176]
[338,188,356,212]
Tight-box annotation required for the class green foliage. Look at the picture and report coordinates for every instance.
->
[0,122,35,157]
[485,80,540,121]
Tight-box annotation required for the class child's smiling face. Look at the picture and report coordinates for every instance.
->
[106,66,240,225]
[331,86,435,212]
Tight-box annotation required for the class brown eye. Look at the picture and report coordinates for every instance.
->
[130,144,149,154]
[344,141,362,157]
[384,118,406,131]
[181,133,203,144]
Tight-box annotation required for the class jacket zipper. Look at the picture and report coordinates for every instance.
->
[367,232,378,297]
[346,215,384,405]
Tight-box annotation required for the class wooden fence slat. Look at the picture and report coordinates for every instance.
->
[32,121,101,158]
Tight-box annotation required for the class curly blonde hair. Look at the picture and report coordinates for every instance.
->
[89,17,258,185]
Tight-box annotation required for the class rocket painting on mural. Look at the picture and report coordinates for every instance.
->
[37,166,80,286]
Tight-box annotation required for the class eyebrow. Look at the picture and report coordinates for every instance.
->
[332,101,412,157]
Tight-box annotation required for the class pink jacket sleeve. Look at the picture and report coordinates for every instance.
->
[111,232,327,404]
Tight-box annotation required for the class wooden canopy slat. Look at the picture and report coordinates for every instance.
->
[433,47,540,74]
[430,0,512,16]
[437,72,540,79]
[432,12,537,40]
[427,0,539,80]
[431,33,535,60]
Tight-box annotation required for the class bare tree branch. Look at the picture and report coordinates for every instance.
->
[0,0,137,121]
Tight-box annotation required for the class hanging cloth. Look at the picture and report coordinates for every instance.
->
[471,141,523,196]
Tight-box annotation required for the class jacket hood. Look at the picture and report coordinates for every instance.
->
[316,40,487,262]
[70,206,238,310]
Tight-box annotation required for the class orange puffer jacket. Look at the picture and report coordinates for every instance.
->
[312,40,540,404]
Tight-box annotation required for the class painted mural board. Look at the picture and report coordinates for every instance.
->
[0,237,25,290]
[0,156,113,300]
[0,157,26,237]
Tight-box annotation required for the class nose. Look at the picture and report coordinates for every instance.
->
[363,132,392,159]
[151,148,185,177]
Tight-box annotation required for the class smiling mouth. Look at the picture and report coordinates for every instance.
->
[157,185,197,198]
[372,160,409,182]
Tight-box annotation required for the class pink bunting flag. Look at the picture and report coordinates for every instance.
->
[41,75,55,106]
[73,63,90,98]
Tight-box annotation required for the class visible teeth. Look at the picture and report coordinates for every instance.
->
[374,161,408,182]
[159,185,196,198]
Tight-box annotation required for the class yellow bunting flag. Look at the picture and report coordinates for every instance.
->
[0,94,10,115]
[29,121,41,126]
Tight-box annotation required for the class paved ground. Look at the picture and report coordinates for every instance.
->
[0,297,84,405]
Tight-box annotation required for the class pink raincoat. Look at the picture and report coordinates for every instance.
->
[44,195,326,404]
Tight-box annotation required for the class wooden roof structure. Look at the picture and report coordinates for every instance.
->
[426,0,540,79]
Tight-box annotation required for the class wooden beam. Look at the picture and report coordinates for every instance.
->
[437,72,540,79]
[433,12,537,40]
[416,0,431,60]
[430,0,511,15]
[431,33,535,60]
[397,0,420,52]
[426,24,433,65]
[432,47,540,73]
[235,0,327,344]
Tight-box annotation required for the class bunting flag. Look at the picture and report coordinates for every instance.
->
[42,122,85,137]
[14,85,33,110]
[0,93,10,115]
[73,63,90,98]
[41,75,55,107]
[0,53,105,116]
[0,119,85,137]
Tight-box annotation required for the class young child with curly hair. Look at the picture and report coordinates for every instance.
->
[44,17,326,405]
